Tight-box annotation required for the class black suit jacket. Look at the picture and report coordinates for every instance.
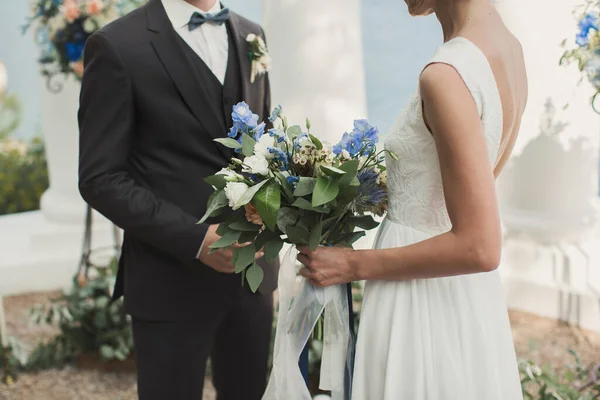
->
[78,0,273,321]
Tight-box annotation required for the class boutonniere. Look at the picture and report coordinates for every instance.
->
[246,33,271,83]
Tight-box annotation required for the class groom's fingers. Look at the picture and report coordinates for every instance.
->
[297,246,312,256]
[297,253,311,266]
[299,267,314,280]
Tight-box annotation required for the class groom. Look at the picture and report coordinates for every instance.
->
[77,0,275,399]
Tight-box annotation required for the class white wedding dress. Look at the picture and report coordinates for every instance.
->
[351,38,523,400]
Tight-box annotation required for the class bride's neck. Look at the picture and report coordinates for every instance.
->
[434,0,496,42]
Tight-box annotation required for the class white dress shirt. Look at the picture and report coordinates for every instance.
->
[161,0,229,85]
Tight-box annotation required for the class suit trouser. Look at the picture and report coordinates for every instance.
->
[132,289,273,400]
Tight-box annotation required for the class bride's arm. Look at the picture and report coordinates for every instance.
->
[298,64,502,286]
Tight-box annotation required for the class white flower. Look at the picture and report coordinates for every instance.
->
[246,33,257,42]
[225,182,249,210]
[342,150,351,159]
[243,154,270,176]
[258,54,271,71]
[255,134,275,159]
[215,168,243,182]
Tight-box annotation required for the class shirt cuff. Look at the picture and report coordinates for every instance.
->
[196,234,208,260]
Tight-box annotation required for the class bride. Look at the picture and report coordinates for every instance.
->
[297,0,527,398]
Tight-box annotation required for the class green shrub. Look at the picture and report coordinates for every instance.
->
[0,137,49,215]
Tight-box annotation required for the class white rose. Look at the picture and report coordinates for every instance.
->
[215,168,243,182]
[225,182,249,210]
[254,134,275,159]
[243,154,270,176]
[246,33,257,42]
[258,54,271,70]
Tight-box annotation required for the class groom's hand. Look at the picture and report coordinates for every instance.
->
[197,224,264,273]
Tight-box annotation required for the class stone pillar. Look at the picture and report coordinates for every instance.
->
[262,0,368,143]
[495,0,600,332]
[39,75,87,224]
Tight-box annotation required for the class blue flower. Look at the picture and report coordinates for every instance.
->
[353,119,379,144]
[269,147,289,168]
[269,105,282,123]
[232,102,259,129]
[65,41,85,62]
[293,133,309,149]
[356,169,386,207]
[228,122,242,138]
[577,34,590,47]
[577,12,599,47]
[334,132,362,157]
[268,128,287,143]
[333,143,343,155]
[286,175,300,187]
[253,122,266,141]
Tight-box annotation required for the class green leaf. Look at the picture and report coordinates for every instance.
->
[229,220,262,231]
[204,174,228,190]
[100,345,115,360]
[336,231,366,247]
[209,230,242,249]
[214,137,242,149]
[337,183,359,205]
[312,176,340,207]
[198,190,228,224]
[234,179,271,209]
[239,231,258,243]
[309,134,322,150]
[287,125,302,139]
[232,244,256,273]
[348,215,379,230]
[338,159,359,186]
[253,181,280,231]
[246,263,264,293]
[386,150,399,161]
[292,197,330,214]
[255,229,280,250]
[277,207,301,234]
[215,222,232,236]
[286,225,309,245]
[264,239,284,262]
[293,177,316,197]
[309,220,323,251]
[241,134,257,157]
[320,165,347,177]
[274,172,294,200]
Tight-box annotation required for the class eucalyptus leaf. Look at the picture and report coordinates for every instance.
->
[309,134,323,150]
[204,174,228,190]
[320,165,347,177]
[229,220,262,231]
[264,239,284,262]
[216,222,232,236]
[233,244,256,273]
[293,177,316,197]
[255,229,280,250]
[209,230,242,249]
[348,215,379,230]
[253,181,281,231]
[336,231,366,247]
[274,172,295,201]
[292,197,330,214]
[239,230,258,243]
[338,160,359,186]
[312,176,340,207]
[309,220,323,251]
[286,225,309,245]
[234,179,271,209]
[277,207,301,234]
[246,263,264,293]
[287,125,302,139]
[198,190,228,224]
[241,134,257,157]
[214,137,242,149]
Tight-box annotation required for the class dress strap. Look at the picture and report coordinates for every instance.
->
[422,37,503,166]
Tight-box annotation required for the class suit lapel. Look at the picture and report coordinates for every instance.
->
[227,12,251,103]
[146,0,226,142]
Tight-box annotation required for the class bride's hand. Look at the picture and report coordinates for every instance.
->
[297,246,358,287]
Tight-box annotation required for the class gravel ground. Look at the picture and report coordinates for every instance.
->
[1,291,599,400]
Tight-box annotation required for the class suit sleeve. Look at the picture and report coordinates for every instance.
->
[78,31,208,263]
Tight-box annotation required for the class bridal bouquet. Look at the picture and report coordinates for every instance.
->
[199,102,391,292]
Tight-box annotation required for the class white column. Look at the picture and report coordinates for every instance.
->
[495,0,600,332]
[262,0,368,143]
[39,75,87,224]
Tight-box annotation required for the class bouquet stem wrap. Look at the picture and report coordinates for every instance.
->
[263,247,353,400]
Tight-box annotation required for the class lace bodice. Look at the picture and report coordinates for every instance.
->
[384,37,503,234]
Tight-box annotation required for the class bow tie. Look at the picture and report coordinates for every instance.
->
[188,8,230,31]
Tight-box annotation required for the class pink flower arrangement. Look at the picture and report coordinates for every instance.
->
[86,0,105,16]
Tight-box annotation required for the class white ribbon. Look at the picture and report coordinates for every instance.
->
[263,246,351,400]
